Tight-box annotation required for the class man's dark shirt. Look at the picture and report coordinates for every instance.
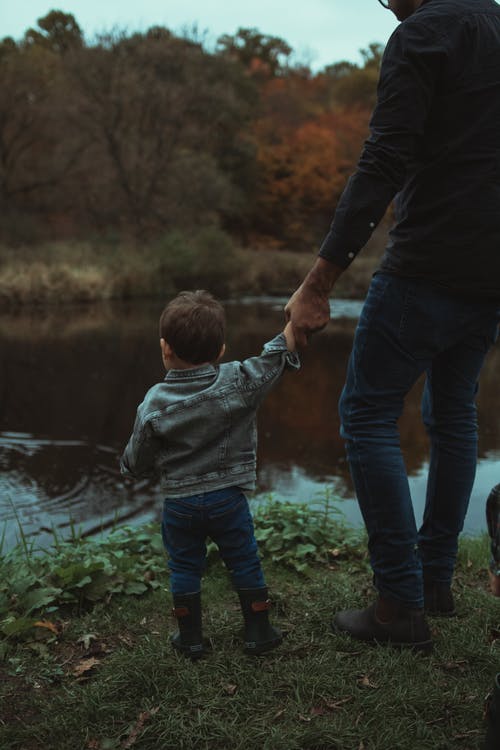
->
[319,0,500,299]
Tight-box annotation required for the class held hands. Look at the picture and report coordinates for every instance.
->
[284,283,330,348]
[284,258,341,348]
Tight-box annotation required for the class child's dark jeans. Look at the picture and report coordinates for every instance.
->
[161,486,266,595]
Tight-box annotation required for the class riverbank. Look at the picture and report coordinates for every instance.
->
[0,230,381,309]
[1,500,498,750]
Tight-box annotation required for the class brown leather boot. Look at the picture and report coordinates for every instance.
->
[332,596,433,653]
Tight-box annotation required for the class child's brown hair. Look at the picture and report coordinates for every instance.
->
[159,290,226,364]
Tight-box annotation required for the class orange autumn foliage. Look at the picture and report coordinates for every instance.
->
[254,108,370,249]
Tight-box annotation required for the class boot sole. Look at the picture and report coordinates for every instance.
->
[331,621,433,654]
[171,637,210,660]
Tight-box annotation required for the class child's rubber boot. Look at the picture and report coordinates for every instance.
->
[486,484,500,596]
[484,673,500,750]
[237,587,283,656]
[171,591,206,660]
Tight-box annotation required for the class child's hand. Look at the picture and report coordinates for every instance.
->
[283,321,296,351]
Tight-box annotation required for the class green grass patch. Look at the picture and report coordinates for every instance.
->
[1,502,498,750]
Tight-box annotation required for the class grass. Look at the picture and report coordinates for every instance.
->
[2,505,498,750]
[0,227,382,309]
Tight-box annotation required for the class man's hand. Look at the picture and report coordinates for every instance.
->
[285,258,343,347]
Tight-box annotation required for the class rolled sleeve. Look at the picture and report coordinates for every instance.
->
[238,333,300,406]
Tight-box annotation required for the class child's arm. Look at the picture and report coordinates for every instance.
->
[120,407,161,479]
[236,330,300,408]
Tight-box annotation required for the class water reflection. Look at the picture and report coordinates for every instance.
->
[0,299,499,550]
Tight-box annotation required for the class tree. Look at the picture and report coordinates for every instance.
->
[23,11,83,55]
[254,110,368,249]
[217,28,292,78]
[0,40,80,239]
[65,30,256,237]
[320,44,384,110]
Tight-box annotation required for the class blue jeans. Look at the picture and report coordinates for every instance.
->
[339,273,500,608]
[161,486,265,595]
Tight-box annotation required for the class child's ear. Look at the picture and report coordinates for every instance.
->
[217,343,226,361]
[160,338,173,359]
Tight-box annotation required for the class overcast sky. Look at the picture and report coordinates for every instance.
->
[2,1,399,70]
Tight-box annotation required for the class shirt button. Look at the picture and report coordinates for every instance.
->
[369,222,375,229]
[348,252,355,259]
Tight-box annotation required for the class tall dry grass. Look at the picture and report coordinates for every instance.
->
[0,227,383,308]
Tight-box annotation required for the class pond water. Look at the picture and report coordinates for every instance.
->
[1,297,499,551]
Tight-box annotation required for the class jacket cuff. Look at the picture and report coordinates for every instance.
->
[262,333,300,370]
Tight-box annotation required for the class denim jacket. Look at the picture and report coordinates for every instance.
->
[120,333,300,497]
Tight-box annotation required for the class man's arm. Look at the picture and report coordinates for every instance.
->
[286,18,445,344]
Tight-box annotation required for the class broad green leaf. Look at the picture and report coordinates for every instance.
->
[1,616,37,637]
[21,587,62,614]
[295,543,317,558]
[9,572,39,596]
[82,572,114,601]
[124,582,148,595]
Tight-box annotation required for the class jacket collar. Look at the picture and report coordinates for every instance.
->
[165,364,216,380]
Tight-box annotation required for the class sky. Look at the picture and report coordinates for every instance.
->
[1,0,399,71]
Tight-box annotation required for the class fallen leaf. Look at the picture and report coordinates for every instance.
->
[121,707,159,748]
[357,675,379,689]
[310,706,328,717]
[77,633,98,650]
[73,657,101,678]
[34,620,60,635]
[118,634,134,648]
[298,714,312,723]
[223,683,238,696]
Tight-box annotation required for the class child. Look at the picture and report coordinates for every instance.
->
[120,290,300,659]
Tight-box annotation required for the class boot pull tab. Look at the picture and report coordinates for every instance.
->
[251,599,271,612]
[172,605,190,618]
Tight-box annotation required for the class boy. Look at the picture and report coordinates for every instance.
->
[120,290,299,659]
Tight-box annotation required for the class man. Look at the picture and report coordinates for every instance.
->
[286,0,500,652]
